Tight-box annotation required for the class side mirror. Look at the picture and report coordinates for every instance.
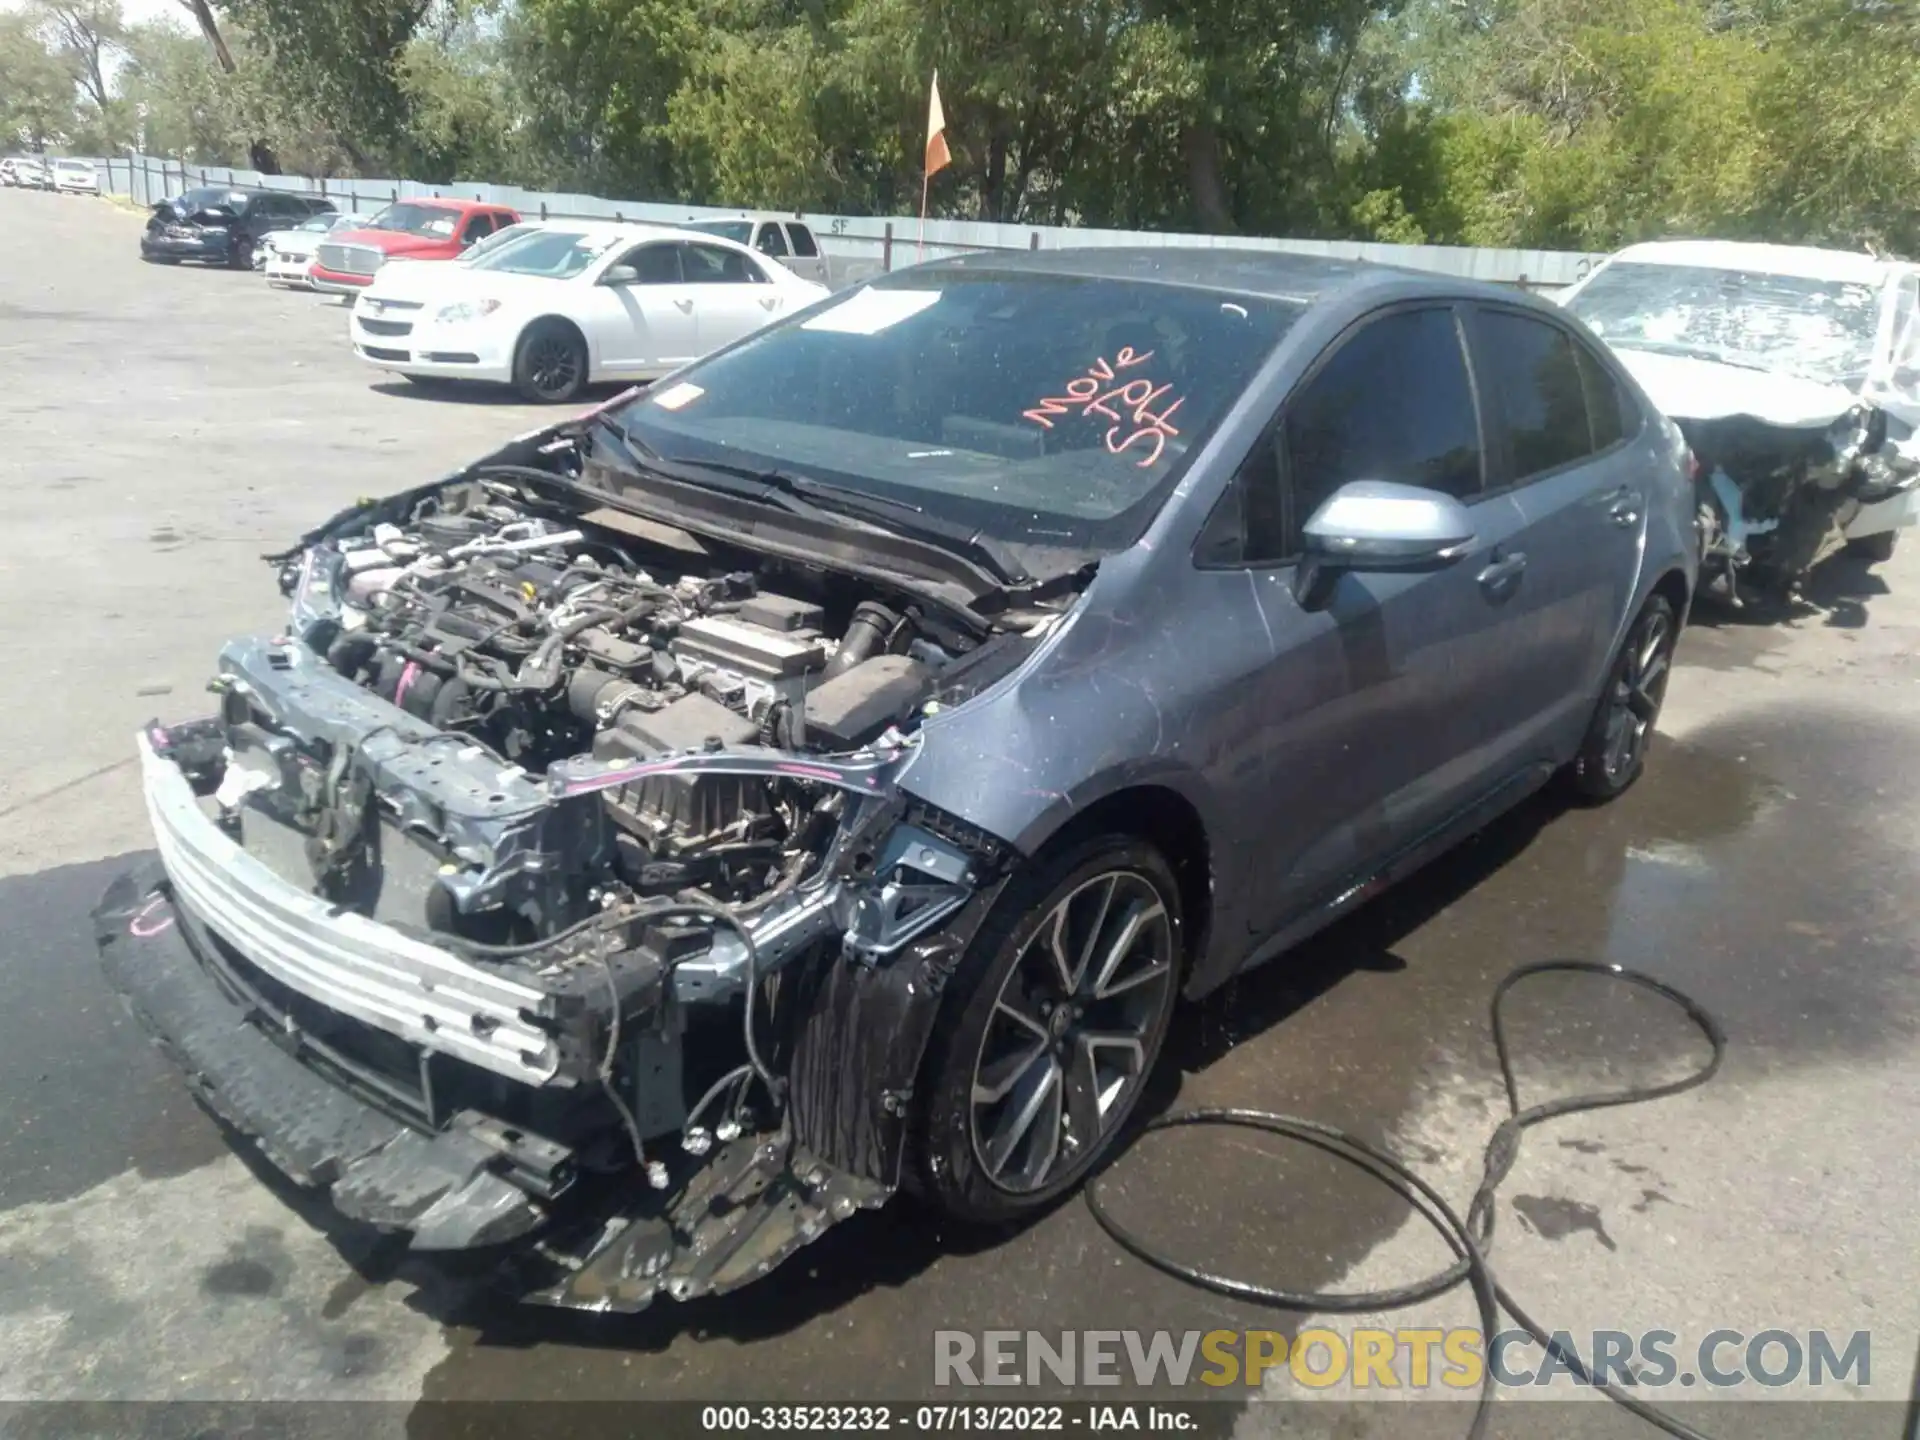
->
[1292,481,1475,609]
[602,264,639,286]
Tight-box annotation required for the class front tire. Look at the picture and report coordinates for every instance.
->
[227,236,255,270]
[511,320,588,403]
[1568,594,1677,802]
[914,836,1182,1224]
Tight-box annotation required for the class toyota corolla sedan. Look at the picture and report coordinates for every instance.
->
[348,219,829,402]
[98,250,1694,1315]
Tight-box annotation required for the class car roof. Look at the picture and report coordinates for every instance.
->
[498,218,752,248]
[1602,239,1898,285]
[402,196,515,215]
[909,245,1501,308]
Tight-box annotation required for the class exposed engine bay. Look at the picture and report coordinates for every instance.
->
[289,476,977,929]
[100,438,1071,1313]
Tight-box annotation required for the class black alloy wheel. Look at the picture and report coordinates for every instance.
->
[1570,593,1677,800]
[512,321,588,403]
[915,836,1181,1222]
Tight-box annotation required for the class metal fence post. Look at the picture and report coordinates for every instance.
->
[882,222,893,272]
[1030,230,1040,250]
[540,201,548,220]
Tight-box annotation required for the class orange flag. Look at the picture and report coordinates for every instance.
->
[925,71,951,178]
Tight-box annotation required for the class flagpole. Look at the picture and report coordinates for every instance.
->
[919,169,929,262]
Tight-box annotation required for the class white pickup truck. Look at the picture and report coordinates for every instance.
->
[676,214,883,291]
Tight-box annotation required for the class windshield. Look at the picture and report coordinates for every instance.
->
[468,229,619,278]
[175,186,242,213]
[684,220,753,245]
[1568,261,1884,390]
[609,271,1301,553]
[365,202,460,238]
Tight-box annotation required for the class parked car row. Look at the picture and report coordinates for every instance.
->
[135,186,839,402]
[2,156,95,192]
[347,219,831,401]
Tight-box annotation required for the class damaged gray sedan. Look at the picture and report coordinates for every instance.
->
[97,250,1696,1312]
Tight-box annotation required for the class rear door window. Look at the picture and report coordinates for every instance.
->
[786,224,819,258]
[1575,342,1630,450]
[1471,309,1596,482]
[1279,306,1484,553]
[622,243,684,285]
[683,243,758,284]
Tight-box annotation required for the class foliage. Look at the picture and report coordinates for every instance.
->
[0,11,79,149]
[7,0,1920,258]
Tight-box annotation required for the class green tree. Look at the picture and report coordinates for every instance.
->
[0,12,77,151]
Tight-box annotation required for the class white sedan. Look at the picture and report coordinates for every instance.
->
[261,212,368,285]
[349,221,829,402]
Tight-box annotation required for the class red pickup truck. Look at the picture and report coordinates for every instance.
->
[310,197,521,296]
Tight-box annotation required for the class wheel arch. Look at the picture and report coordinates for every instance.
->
[1018,783,1214,996]
[1649,565,1692,629]
[515,313,593,379]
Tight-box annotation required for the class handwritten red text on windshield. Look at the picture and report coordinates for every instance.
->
[1021,347,1185,468]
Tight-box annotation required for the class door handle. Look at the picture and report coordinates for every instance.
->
[674,298,693,313]
[1594,483,1642,527]
[1477,549,1527,601]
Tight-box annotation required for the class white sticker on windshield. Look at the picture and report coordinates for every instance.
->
[651,382,705,411]
[802,289,941,335]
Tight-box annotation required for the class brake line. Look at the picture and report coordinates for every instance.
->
[1084,960,1728,1440]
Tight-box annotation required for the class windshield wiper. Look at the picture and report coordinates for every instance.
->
[675,455,1032,585]
[590,423,1031,586]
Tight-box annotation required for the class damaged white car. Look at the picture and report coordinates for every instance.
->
[1563,240,1920,605]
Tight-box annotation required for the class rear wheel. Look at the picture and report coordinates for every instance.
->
[1568,594,1677,802]
[914,836,1182,1223]
[226,236,255,270]
[511,321,588,403]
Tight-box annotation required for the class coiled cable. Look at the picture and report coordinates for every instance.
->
[1085,960,1727,1440]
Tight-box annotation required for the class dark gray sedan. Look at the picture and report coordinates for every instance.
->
[99,249,1696,1310]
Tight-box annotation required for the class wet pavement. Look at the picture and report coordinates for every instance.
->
[2,188,1916,1434]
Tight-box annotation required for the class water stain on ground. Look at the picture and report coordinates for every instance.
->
[201,1226,296,1300]
[1511,1195,1617,1251]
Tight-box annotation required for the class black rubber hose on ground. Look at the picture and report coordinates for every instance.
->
[1084,960,1727,1440]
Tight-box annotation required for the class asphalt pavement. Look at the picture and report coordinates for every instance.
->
[1,187,1916,1437]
